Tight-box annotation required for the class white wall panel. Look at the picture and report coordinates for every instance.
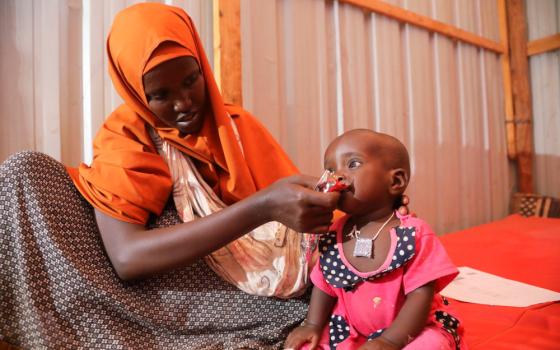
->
[241,0,338,174]
[338,3,374,131]
[0,0,36,162]
[431,0,463,232]
[526,0,560,197]
[60,0,84,167]
[402,0,439,230]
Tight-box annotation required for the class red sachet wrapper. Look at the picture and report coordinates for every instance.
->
[315,170,350,193]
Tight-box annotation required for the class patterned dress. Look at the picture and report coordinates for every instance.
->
[303,213,467,350]
[0,151,308,350]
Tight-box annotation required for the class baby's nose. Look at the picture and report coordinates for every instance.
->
[336,173,352,185]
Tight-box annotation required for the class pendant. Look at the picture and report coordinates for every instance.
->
[353,238,374,258]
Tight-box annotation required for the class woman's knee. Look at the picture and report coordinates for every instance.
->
[1,150,63,177]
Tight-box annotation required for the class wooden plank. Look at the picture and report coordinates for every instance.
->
[498,0,516,159]
[507,0,534,193]
[527,33,560,56]
[340,0,505,54]
[216,0,242,106]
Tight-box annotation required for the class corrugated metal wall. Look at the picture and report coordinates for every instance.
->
[1,0,517,234]
[242,0,510,234]
[526,0,560,198]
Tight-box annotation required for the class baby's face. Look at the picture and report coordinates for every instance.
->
[323,132,393,216]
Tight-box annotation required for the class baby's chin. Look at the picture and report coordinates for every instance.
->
[336,193,360,215]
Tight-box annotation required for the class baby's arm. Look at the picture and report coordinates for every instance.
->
[360,281,435,350]
[285,286,336,350]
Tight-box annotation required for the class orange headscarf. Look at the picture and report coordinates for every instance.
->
[67,3,298,225]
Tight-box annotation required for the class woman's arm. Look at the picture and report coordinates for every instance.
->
[95,174,340,280]
[373,282,435,348]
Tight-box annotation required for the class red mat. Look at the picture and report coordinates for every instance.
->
[440,215,560,349]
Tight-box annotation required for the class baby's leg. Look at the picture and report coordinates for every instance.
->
[403,326,455,350]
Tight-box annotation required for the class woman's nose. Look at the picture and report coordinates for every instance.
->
[173,94,192,112]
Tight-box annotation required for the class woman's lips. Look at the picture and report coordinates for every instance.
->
[175,111,204,135]
[175,112,198,127]
[176,111,196,123]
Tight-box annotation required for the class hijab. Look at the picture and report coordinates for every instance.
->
[68,3,297,224]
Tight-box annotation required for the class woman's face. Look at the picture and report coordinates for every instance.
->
[143,56,207,135]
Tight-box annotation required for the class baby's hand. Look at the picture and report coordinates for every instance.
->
[284,325,322,350]
[357,337,401,350]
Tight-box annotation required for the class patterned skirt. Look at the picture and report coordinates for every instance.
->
[0,151,308,350]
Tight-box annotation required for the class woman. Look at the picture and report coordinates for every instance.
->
[0,3,407,349]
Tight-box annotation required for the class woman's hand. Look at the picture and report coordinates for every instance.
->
[261,175,340,234]
[284,324,323,350]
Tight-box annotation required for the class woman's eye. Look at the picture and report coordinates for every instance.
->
[184,71,200,87]
[148,92,168,102]
[348,160,362,169]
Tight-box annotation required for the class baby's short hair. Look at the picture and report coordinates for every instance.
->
[346,129,410,180]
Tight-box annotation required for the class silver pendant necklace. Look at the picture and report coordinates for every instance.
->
[348,212,395,258]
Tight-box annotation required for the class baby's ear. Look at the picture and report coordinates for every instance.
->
[389,168,408,195]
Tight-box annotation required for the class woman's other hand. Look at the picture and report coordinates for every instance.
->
[261,175,340,234]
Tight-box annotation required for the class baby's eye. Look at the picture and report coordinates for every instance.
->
[348,159,362,169]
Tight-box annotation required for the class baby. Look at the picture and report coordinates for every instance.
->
[285,129,466,350]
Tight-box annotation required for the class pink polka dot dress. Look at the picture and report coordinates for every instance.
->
[304,212,468,350]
